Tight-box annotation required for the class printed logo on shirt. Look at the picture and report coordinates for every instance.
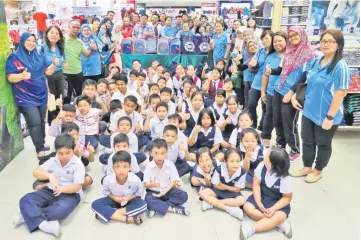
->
[14,61,25,71]
[273,185,280,189]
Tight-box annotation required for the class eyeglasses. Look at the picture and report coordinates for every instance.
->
[320,40,337,45]
[288,33,299,39]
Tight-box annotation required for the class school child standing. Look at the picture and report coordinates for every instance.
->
[144,139,190,217]
[92,151,147,225]
[240,147,292,239]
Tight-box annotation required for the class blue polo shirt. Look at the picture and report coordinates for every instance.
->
[303,58,350,126]
[161,25,178,38]
[243,52,255,82]
[264,52,282,96]
[41,44,65,72]
[213,32,231,62]
[251,48,268,91]
[177,30,195,37]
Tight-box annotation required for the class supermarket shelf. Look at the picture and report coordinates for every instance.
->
[282,5,309,7]
[338,125,360,130]
[349,65,360,68]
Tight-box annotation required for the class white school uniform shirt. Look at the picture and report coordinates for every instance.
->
[127,69,149,83]
[211,102,227,116]
[40,155,85,195]
[167,101,176,114]
[76,108,101,135]
[191,75,202,88]
[109,109,144,133]
[111,89,144,106]
[217,109,241,128]
[127,80,138,92]
[143,160,179,192]
[186,107,203,122]
[139,84,149,98]
[239,144,265,163]
[190,126,223,144]
[48,119,86,143]
[106,152,140,175]
[152,74,159,83]
[255,162,293,193]
[110,131,138,153]
[181,98,193,113]
[166,141,186,164]
[194,161,217,186]
[149,116,169,139]
[102,172,144,197]
[229,128,242,146]
[225,90,237,98]
[211,163,245,189]
[178,129,188,148]
[172,75,182,91]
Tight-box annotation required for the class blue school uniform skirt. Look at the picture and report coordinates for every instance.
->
[247,194,291,217]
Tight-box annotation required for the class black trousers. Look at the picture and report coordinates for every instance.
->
[47,71,64,99]
[64,72,84,104]
[234,87,244,107]
[301,115,338,171]
[247,88,266,129]
[243,82,252,109]
[272,92,300,153]
[85,75,101,82]
[261,94,274,140]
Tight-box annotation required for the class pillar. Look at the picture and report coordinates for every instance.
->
[0,1,24,172]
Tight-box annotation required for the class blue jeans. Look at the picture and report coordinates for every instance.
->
[85,135,99,149]
[18,104,47,153]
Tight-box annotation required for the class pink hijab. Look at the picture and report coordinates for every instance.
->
[279,26,315,87]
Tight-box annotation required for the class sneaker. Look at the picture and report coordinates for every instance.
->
[201,201,213,211]
[148,210,156,218]
[277,219,292,238]
[227,207,243,220]
[173,206,191,216]
[43,144,50,151]
[104,148,113,154]
[289,152,300,162]
[239,223,254,240]
[13,212,25,226]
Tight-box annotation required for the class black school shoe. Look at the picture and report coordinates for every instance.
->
[38,152,56,165]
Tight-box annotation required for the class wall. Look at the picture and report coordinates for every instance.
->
[0,1,24,172]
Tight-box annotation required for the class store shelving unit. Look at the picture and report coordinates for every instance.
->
[279,0,311,30]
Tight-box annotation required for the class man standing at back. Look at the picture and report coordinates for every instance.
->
[133,14,155,40]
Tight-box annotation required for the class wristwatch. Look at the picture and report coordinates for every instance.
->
[326,115,334,120]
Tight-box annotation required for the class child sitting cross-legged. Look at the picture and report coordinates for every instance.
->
[91,151,147,225]
[144,139,190,218]
[14,134,85,237]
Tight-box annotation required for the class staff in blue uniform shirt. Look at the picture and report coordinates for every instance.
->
[79,24,102,81]
[176,21,195,38]
[247,30,275,130]
[290,29,350,183]
[6,32,59,161]
[160,16,178,40]
[212,21,231,66]
[261,31,288,147]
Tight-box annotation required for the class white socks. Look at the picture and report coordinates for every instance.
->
[39,220,61,237]
[13,212,25,226]
[226,207,244,220]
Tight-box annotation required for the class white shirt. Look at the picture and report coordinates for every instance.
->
[217,109,241,128]
[210,102,227,117]
[193,161,216,186]
[190,126,223,145]
[166,141,186,164]
[255,162,293,194]
[152,74,159,83]
[139,84,149,98]
[149,116,169,139]
[143,160,179,192]
[127,80,138,92]
[127,69,149,84]
[102,172,144,197]
[211,163,245,189]
[229,128,242,146]
[111,89,144,106]
[178,129,188,148]
[41,155,85,194]
[110,131,138,153]
[172,75,182,91]
[76,108,101,135]
[106,152,140,175]
[109,109,143,133]
[167,101,176,114]
[239,144,265,163]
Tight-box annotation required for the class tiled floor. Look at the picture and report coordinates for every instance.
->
[0,129,359,240]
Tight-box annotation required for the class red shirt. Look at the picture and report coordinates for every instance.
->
[33,12,48,31]
[120,25,133,39]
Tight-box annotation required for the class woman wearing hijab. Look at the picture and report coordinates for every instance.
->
[97,28,114,65]
[268,26,316,162]
[111,23,124,52]
[79,24,102,81]
[6,32,59,161]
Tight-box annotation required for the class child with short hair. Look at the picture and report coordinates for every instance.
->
[137,72,149,99]
[149,83,160,96]
[177,80,193,113]
[172,64,186,96]
[160,87,176,114]
[209,89,227,121]
[76,95,102,149]
[92,151,147,225]
[97,79,109,106]
[108,81,119,97]
[218,96,241,142]
[48,104,85,142]
[158,77,167,90]
[190,147,217,189]
[144,139,190,217]
[240,147,292,239]
[229,111,254,149]
[127,69,139,92]
[223,79,236,98]
[202,68,225,101]
[106,134,143,180]
[151,64,164,83]
[168,113,188,145]
[75,79,107,113]
[162,69,174,90]
[112,73,143,106]
[187,65,201,88]
[144,102,169,140]
[162,125,192,177]
[141,93,161,118]
[199,149,246,220]
[14,134,85,237]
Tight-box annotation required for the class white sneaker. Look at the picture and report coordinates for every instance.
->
[148,210,156,218]
[227,207,243,220]
[201,201,213,211]
[239,223,254,240]
[13,212,25,226]
[277,219,292,238]
[104,148,113,154]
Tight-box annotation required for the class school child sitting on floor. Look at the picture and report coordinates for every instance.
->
[97,79,110,106]
[144,139,190,218]
[240,147,292,239]
[199,149,246,221]
[106,134,143,181]
[218,96,242,143]
[146,84,160,104]
[73,79,107,113]
[161,125,192,177]
[177,80,193,113]
[172,64,186,96]
[229,111,254,149]
[144,101,169,141]
[167,113,188,146]
[190,147,218,190]
[208,89,227,121]
[136,72,149,100]
[141,93,161,118]
[160,87,176,114]
[187,65,201,88]
[127,69,139,92]
[188,108,223,161]
[14,134,85,237]
[111,73,143,106]
[183,91,205,137]
[48,104,85,143]
[91,151,147,225]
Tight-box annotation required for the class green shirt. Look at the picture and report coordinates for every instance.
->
[63,36,85,74]
[231,72,242,88]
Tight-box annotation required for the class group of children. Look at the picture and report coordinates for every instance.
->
[14,59,294,240]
